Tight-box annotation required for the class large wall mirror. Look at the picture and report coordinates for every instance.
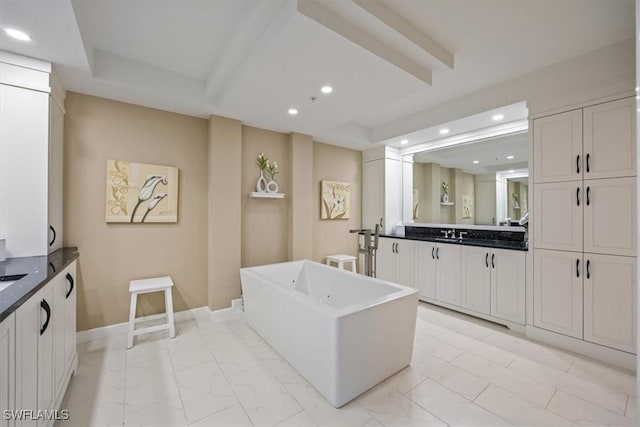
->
[411,131,528,226]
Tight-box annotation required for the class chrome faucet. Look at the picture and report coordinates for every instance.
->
[349,224,380,277]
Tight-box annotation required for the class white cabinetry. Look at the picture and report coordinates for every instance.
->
[434,243,461,306]
[475,174,507,226]
[582,98,636,180]
[414,241,460,305]
[533,249,583,339]
[414,242,436,299]
[532,96,636,355]
[15,284,53,427]
[490,248,526,324]
[461,246,490,315]
[0,52,64,257]
[462,246,525,324]
[583,254,636,353]
[0,313,15,427]
[377,238,414,287]
[362,147,402,234]
[13,260,77,427]
[52,263,76,398]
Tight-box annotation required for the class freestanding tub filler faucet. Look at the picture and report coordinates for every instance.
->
[349,224,380,277]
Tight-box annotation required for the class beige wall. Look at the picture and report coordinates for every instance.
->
[312,142,361,262]
[64,93,209,331]
[241,126,291,267]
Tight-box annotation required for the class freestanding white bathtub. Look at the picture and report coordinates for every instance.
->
[240,260,418,407]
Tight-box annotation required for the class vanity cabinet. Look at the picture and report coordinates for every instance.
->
[13,260,77,427]
[461,246,525,324]
[0,52,64,257]
[15,284,54,427]
[0,313,15,427]
[413,241,461,305]
[533,109,583,183]
[377,238,414,288]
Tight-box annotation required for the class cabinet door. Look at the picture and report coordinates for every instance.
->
[583,97,635,180]
[363,160,385,231]
[0,84,50,257]
[394,240,415,288]
[461,246,491,315]
[15,295,41,427]
[414,242,436,299]
[584,177,636,256]
[0,314,15,427]
[48,98,64,253]
[384,158,402,234]
[533,109,583,183]
[533,181,583,252]
[533,249,583,339]
[584,254,636,353]
[435,243,461,306]
[376,238,396,282]
[52,274,67,397]
[64,262,77,377]
[37,287,54,421]
[491,249,526,325]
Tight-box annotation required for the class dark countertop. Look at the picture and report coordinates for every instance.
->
[379,234,528,251]
[0,247,79,322]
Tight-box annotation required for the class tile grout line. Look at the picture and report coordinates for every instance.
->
[471,383,492,403]
[544,388,558,409]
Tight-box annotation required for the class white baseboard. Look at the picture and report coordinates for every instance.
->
[76,306,214,343]
[526,325,636,372]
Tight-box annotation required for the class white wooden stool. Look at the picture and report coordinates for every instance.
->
[127,276,175,349]
[325,254,357,272]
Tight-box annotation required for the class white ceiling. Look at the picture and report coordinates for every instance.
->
[0,0,634,150]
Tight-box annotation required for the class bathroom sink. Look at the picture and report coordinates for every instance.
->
[0,274,27,292]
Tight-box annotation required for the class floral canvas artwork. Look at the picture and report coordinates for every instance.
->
[321,180,350,220]
[105,160,179,223]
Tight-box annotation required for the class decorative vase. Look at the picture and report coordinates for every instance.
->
[256,171,268,192]
[266,179,279,193]
[442,193,449,203]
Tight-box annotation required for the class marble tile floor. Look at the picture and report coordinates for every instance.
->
[57,303,637,426]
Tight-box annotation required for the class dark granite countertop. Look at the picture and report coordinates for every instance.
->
[0,247,79,322]
[379,234,528,251]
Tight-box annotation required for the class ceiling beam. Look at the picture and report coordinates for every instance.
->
[352,0,454,69]
[297,0,432,85]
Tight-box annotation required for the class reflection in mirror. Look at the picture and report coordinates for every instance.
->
[411,131,528,226]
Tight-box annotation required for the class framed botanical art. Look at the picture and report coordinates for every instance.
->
[321,180,350,220]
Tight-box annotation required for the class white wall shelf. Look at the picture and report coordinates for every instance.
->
[249,192,285,199]
[440,202,454,206]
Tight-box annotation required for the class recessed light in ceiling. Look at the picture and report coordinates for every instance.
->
[508,170,515,173]
[439,128,450,135]
[288,108,298,115]
[473,160,479,164]
[492,114,504,121]
[400,139,409,145]
[507,155,514,159]
[321,85,333,94]
[4,28,31,41]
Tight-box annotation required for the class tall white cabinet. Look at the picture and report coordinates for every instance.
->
[532,96,636,354]
[0,51,64,257]
[362,146,402,234]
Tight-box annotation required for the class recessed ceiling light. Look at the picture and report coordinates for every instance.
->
[492,114,504,121]
[321,85,333,94]
[508,170,515,173]
[4,28,31,41]
[288,108,298,115]
[506,155,514,159]
[439,128,450,135]
[473,160,479,164]
[400,139,409,145]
